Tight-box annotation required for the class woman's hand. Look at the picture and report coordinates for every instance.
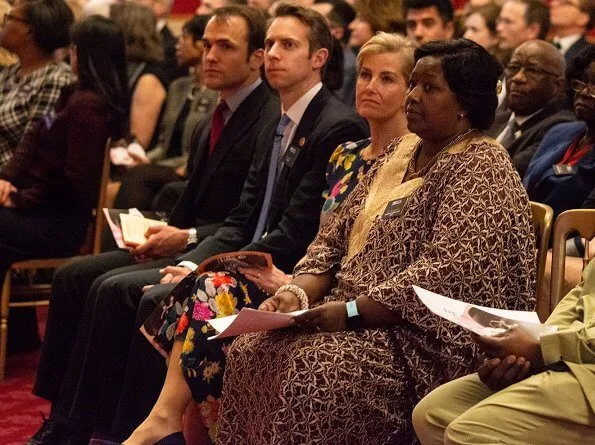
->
[239,265,292,295]
[294,301,347,332]
[472,326,545,370]
[0,179,16,204]
[478,355,532,391]
[258,291,300,313]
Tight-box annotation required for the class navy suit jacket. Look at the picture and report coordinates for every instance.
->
[177,85,369,272]
[494,100,576,177]
[523,121,595,218]
[564,36,593,65]
[168,82,280,240]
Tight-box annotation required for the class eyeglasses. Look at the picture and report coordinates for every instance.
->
[2,12,29,26]
[505,64,560,80]
[571,79,595,98]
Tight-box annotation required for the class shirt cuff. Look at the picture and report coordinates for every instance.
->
[539,330,565,366]
[178,261,198,272]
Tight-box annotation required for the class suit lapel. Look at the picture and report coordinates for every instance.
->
[278,87,331,179]
[267,87,331,226]
[193,83,270,200]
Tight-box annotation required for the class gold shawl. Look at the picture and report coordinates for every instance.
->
[346,131,482,260]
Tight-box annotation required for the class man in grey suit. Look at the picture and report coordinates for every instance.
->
[489,40,575,178]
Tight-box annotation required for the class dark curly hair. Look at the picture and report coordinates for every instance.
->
[414,39,503,130]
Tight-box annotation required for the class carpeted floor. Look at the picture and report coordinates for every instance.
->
[0,308,50,445]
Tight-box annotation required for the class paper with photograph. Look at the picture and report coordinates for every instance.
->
[413,285,557,339]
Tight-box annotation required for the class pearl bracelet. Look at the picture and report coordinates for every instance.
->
[276,284,309,310]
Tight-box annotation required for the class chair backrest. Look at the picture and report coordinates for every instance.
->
[550,209,595,313]
[76,138,111,255]
[529,201,554,322]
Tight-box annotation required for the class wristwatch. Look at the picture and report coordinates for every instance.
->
[186,227,198,248]
[346,299,364,330]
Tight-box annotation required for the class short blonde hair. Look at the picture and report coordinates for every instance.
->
[357,32,416,82]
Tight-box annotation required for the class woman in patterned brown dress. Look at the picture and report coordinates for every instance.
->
[217,39,537,444]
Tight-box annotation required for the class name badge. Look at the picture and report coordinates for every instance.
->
[553,164,576,176]
[281,145,299,168]
[44,111,57,130]
[382,198,407,219]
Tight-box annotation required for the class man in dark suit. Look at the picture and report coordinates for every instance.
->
[550,0,594,65]
[489,40,575,178]
[28,7,279,445]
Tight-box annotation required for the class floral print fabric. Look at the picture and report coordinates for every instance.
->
[151,271,268,442]
[322,138,373,215]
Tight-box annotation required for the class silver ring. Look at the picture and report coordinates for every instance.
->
[257,272,261,278]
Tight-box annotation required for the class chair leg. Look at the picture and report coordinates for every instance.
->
[0,269,11,381]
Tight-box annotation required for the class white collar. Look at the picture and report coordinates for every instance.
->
[282,82,323,127]
[552,34,582,55]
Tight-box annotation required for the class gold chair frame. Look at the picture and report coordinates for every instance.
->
[550,209,595,315]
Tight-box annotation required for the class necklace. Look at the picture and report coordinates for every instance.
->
[406,129,476,179]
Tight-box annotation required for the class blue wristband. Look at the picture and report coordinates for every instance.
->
[346,299,359,318]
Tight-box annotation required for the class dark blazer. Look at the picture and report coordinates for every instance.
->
[523,121,595,218]
[177,86,369,272]
[564,36,593,65]
[168,82,280,241]
[492,100,575,177]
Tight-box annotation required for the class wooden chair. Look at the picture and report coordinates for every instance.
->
[529,201,554,322]
[0,140,111,381]
[550,209,595,316]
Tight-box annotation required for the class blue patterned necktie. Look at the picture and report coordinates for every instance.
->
[252,114,291,242]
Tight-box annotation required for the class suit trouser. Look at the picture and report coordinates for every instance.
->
[110,284,175,440]
[412,371,595,445]
[33,251,174,434]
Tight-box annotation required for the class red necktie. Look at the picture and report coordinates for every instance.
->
[209,101,227,154]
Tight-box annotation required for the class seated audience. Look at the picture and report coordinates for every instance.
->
[110,2,169,152]
[119,31,414,445]
[463,3,511,67]
[0,0,74,171]
[112,15,218,212]
[550,0,594,65]
[29,4,360,443]
[0,13,127,311]
[523,46,595,219]
[413,257,595,445]
[72,4,366,443]
[490,40,575,177]
[404,0,454,47]
[215,39,536,444]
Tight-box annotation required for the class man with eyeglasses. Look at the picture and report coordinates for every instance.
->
[490,39,575,177]
[550,0,594,65]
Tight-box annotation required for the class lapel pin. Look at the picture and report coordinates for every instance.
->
[299,137,306,146]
